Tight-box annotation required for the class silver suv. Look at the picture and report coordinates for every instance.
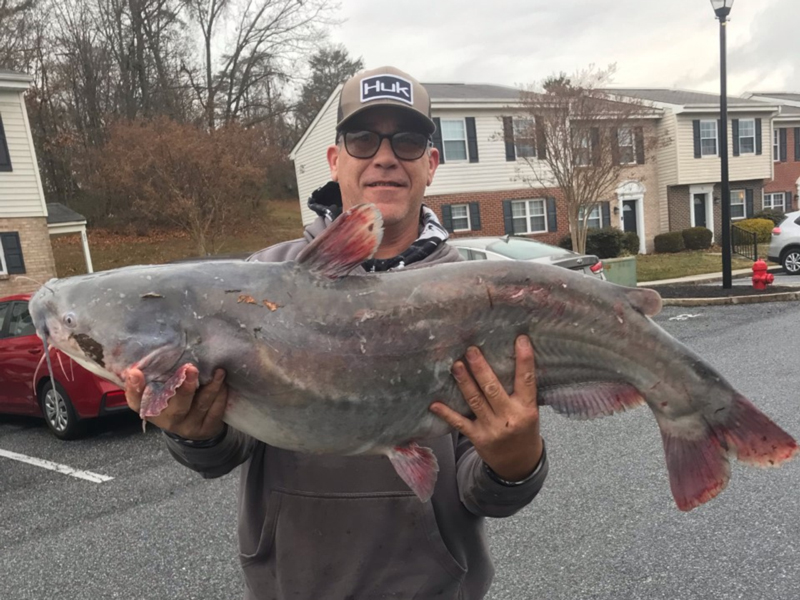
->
[768,210,800,274]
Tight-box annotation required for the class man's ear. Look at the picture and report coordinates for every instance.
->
[327,145,340,181]
[427,147,440,187]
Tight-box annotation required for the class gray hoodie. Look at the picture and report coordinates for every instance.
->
[165,213,548,600]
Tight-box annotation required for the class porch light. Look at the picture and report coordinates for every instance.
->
[710,0,734,20]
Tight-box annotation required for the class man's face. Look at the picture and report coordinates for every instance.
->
[327,107,440,230]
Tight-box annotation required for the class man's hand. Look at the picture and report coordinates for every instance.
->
[429,335,543,482]
[125,366,228,441]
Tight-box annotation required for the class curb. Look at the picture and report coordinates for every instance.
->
[662,291,800,307]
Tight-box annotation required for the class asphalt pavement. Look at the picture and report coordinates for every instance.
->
[2,302,800,600]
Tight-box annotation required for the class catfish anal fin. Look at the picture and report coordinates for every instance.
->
[386,442,439,502]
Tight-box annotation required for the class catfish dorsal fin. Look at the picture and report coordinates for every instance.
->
[296,203,384,278]
[625,287,662,317]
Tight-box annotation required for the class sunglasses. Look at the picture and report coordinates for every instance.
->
[340,130,432,161]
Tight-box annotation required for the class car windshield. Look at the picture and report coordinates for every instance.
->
[486,238,573,260]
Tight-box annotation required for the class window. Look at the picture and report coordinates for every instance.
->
[739,119,755,154]
[450,204,471,231]
[511,199,547,234]
[579,206,602,229]
[0,115,12,172]
[764,192,786,211]
[700,120,718,156]
[774,128,780,161]
[440,119,467,161]
[730,190,746,219]
[618,127,636,164]
[513,118,536,158]
[9,302,35,337]
[0,302,9,336]
[574,131,591,167]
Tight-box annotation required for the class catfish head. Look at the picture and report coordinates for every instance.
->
[29,271,190,418]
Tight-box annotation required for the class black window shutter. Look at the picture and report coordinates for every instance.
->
[535,117,547,159]
[634,126,645,164]
[502,117,515,161]
[432,117,444,164]
[601,202,611,228]
[732,119,740,156]
[465,117,479,163]
[745,189,754,218]
[469,202,481,231]
[610,128,620,164]
[780,128,787,162]
[502,200,514,234]
[0,232,26,274]
[794,128,800,161]
[546,197,557,232]
[0,115,11,172]
[755,118,762,155]
[440,204,453,232]
[590,128,600,166]
[693,120,701,158]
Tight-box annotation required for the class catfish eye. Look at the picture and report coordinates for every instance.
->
[63,312,77,329]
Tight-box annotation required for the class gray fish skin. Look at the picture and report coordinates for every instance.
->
[29,206,798,511]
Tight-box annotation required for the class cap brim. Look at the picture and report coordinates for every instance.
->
[337,104,435,135]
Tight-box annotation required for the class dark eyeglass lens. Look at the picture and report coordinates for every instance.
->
[392,132,428,159]
[343,131,428,160]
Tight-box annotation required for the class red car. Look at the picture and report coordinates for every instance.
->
[0,293,127,439]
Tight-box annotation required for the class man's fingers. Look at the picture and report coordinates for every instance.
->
[452,361,494,419]
[513,335,538,406]
[429,402,476,438]
[202,379,229,430]
[464,346,509,412]
[193,369,226,413]
[124,368,145,413]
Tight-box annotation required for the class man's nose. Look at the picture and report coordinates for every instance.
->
[372,137,398,166]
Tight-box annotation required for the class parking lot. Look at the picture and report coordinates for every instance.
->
[2,302,800,600]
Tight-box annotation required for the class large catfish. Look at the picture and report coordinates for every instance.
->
[29,204,797,511]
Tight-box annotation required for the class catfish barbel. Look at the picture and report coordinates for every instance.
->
[29,204,797,511]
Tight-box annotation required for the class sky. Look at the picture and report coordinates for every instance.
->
[329,0,799,95]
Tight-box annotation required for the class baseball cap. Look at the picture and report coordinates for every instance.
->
[336,66,435,135]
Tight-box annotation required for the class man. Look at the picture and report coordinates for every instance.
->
[125,66,547,600]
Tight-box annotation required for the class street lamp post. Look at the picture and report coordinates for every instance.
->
[711,0,734,289]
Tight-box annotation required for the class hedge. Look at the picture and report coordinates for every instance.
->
[654,231,685,253]
[558,227,625,259]
[621,231,640,255]
[735,218,775,243]
[752,209,785,226]
[681,227,713,250]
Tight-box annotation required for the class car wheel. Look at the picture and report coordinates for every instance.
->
[781,249,800,275]
[39,381,86,440]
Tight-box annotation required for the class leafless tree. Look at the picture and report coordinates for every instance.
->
[511,65,664,253]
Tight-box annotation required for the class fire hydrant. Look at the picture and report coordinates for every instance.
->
[752,258,774,290]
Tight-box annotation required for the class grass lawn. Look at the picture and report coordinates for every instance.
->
[52,200,304,278]
[636,243,774,282]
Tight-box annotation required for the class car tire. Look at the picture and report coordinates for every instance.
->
[781,248,800,275]
[39,381,86,440]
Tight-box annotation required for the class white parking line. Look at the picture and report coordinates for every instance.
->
[0,449,114,483]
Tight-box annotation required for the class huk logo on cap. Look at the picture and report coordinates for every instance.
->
[360,74,413,106]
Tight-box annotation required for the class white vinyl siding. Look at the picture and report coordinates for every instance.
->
[450,204,470,231]
[700,120,718,156]
[0,89,48,218]
[511,199,546,234]
[441,119,467,162]
[764,192,785,211]
[676,116,772,185]
[730,190,746,219]
[738,119,755,154]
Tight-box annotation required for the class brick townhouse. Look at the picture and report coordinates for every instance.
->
[290,79,661,254]
[745,92,800,213]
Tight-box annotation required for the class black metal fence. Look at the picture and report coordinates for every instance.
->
[731,224,758,261]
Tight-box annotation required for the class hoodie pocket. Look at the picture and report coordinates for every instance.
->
[240,490,466,600]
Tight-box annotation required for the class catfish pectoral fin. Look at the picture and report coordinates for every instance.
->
[140,363,193,419]
[539,382,645,420]
[385,442,440,503]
